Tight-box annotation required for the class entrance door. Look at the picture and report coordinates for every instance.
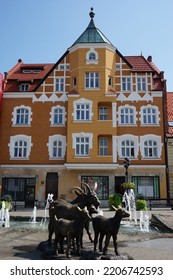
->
[45,172,58,200]
[115,176,125,194]
[25,186,35,207]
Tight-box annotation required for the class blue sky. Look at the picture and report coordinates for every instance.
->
[0,0,173,90]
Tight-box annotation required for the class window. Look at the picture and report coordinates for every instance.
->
[73,98,93,121]
[72,133,93,157]
[144,140,158,158]
[12,106,32,126]
[9,135,32,159]
[54,108,63,124]
[86,49,98,64]
[76,137,89,156]
[55,78,64,92]
[132,176,159,198]
[14,140,27,158]
[99,107,108,120]
[140,135,162,159]
[76,104,90,120]
[115,63,121,70]
[117,134,138,159]
[108,76,113,87]
[50,105,65,126]
[47,135,66,159]
[20,84,29,91]
[121,140,135,157]
[141,107,157,125]
[119,107,135,125]
[81,176,109,200]
[89,52,96,60]
[58,64,70,70]
[73,77,77,87]
[99,137,108,156]
[85,72,99,88]
[52,141,62,158]
[122,77,131,91]
[137,77,146,91]
[2,177,36,201]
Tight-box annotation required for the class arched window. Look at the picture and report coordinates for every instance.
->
[118,106,136,125]
[47,135,66,159]
[50,105,66,126]
[144,140,157,157]
[9,135,32,159]
[12,106,32,126]
[86,49,98,64]
[140,134,162,159]
[140,106,159,125]
[121,140,135,158]
[89,52,96,60]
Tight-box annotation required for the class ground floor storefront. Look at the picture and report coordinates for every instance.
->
[0,164,167,208]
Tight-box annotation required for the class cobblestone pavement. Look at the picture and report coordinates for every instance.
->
[0,208,173,260]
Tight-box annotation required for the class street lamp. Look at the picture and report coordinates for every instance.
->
[123,157,130,182]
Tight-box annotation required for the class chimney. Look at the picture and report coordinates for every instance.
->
[147,55,152,62]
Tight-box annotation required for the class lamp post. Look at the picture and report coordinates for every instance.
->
[123,157,130,182]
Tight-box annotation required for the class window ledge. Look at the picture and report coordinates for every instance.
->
[10,157,29,160]
[12,125,31,127]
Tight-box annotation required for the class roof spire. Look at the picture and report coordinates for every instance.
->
[89,7,95,19]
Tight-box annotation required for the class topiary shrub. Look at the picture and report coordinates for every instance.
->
[136,199,147,211]
[108,193,122,210]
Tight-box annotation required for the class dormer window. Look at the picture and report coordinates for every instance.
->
[86,49,98,64]
[22,69,41,73]
[20,84,29,91]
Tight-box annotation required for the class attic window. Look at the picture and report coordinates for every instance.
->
[22,69,41,73]
[20,84,29,91]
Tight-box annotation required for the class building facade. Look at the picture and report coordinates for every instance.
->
[0,9,167,207]
[166,92,173,199]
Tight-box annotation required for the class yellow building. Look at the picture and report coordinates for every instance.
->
[0,9,167,207]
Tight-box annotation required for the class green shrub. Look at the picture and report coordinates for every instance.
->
[136,199,147,211]
[0,201,11,210]
[108,193,122,210]
[121,182,136,190]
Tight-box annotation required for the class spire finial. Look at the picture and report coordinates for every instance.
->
[89,7,95,19]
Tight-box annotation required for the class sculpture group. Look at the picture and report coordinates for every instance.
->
[47,182,130,258]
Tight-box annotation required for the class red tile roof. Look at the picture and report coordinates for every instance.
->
[3,60,53,92]
[166,92,173,137]
[124,56,155,72]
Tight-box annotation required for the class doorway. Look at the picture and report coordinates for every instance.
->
[115,176,125,194]
[45,172,58,200]
[25,185,35,207]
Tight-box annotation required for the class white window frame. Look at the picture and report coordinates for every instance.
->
[117,134,138,159]
[72,132,93,157]
[8,135,32,160]
[50,105,66,126]
[140,134,162,159]
[47,135,66,160]
[99,106,108,120]
[137,77,147,92]
[20,84,29,91]
[86,49,98,64]
[85,72,99,89]
[140,105,159,125]
[118,105,136,125]
[122,77,131,91]
[99,137,108,156]
[55,77,65,92]
[12,105,32,126]
[73,98,93,121]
